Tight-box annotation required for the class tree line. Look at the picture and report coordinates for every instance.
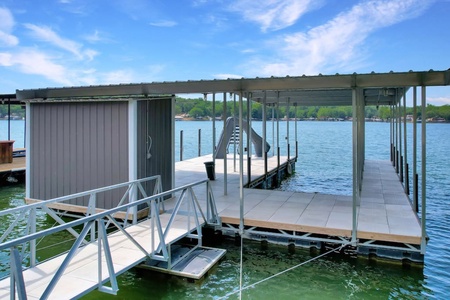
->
[1,99,449,121]
[175,97,450,121]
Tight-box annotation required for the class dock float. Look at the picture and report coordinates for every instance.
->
[139,245,226,280]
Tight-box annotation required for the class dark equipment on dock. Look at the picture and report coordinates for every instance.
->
[204,161,216,180]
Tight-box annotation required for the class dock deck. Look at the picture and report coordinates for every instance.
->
[0,156,25,173]
[174,155,421,246]
[0,153,25,185]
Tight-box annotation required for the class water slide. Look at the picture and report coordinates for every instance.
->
[215,117,270,159]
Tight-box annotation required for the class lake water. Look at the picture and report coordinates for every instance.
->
[0,120,449,299]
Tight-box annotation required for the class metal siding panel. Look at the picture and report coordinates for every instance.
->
[50,105,59,198]
[63,104,72,197]
[110,103,120,208]
[82,104,90,203]
[30,104,42,198]
[89,103,99,206]
[111,104,120,184]
[56,104,65,197]
[103,104,113,207]
[28,101,129,209]
[78,105,86,205]
[136,101,143,181]
[120,102,130,207]
[40,105,48,198]
[135,99,172,197]
[148,98,172,192]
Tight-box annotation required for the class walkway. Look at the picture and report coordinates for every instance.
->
[0,214,201,299]
[0,178,217,299]
[174,155,421,245]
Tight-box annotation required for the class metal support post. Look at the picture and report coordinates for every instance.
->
[262,92,268,177]
[276,93,280,170]
[247,93,252,185]
[398,91,403,181]
[294,103,298,160]
[180,130,183,161]
[286,97,290,161]
[212,93,216,163]
[233,93,237,172]
[413,87,418,212]
[223,92,227,195]
[198,129,201,157]
[128,100,138,224]
[403,88,409,194]
[420,86,427,254]
[238,92,244,235]
[351,88,358,245]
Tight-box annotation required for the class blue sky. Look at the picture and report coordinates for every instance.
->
[0,0,449,105]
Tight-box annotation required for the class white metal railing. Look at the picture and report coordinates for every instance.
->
[0,175,163,269]
[0,178,219,299]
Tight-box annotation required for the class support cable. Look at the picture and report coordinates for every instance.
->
[220,241,351,299]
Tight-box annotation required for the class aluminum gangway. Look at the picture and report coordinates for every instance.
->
[0,176,220,299]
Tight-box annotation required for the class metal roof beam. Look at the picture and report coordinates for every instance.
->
[15,70,450,101]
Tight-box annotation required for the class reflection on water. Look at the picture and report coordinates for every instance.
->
[82,239,429,299]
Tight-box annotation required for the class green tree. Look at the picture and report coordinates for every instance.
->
[317,107,333,119]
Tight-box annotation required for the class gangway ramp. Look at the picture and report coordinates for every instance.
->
[0,177,221,299]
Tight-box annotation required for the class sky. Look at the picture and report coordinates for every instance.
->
[0,0,449,105]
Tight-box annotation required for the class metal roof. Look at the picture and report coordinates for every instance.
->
[12,69,450,106]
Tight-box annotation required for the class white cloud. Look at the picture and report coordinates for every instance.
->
[83,30,113,44]
[150,20,177,27]
[241,48,255,54]
[24,23,97,60]
[83,49,98,61]
[214,73,243,79]
[0,7,19,46]
[250,0,433,76]
[229,0,319,32]
[102,70,135,84]
[427,97,450,106]
[0,49,72,85]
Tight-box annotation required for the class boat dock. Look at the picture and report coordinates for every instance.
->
[0,154,422,299]
[173,154,422,260]
[1,69,444,298]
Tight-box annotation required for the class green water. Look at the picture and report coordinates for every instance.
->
[81,239,428,300]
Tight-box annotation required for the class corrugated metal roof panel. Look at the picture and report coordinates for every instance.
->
[12,69,450,106]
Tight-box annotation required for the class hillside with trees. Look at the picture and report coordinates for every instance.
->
[1,98,449,122]
[175,97,450,122]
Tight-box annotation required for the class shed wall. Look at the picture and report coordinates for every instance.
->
[137,98,173,194]
[29,102,129,207]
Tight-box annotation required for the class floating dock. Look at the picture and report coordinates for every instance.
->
[172,155,423,261]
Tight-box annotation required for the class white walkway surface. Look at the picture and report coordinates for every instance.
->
[0,214,202,300]
[175,155,422,244]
